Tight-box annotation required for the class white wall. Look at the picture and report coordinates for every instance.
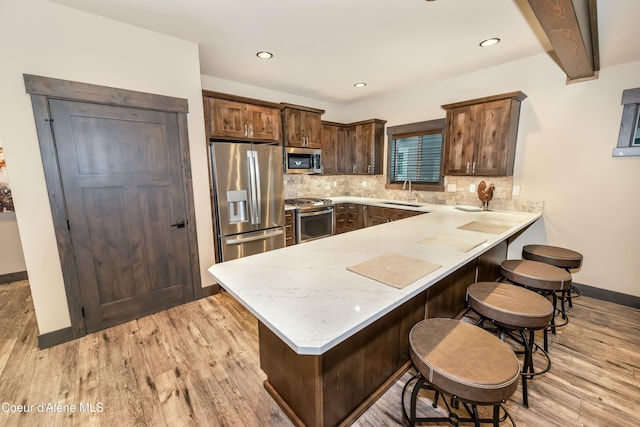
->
[0,212,26,276]
[343,54,640,298]
[205,55,640,298]
[0,0,215,334]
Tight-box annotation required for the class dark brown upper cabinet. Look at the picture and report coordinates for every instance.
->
[320,121,345,174]
[321,118,386,175]
[282,103,324,148]
[442,91,527,176]
[203,91,281,143]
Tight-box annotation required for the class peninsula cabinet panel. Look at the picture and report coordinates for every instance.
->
[443,91,526,176]
[259,290,426,427]
[426,259,477,319]
[205,96,281,142]
[282,105,324,148]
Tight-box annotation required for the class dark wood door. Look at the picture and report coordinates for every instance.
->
[49,99,194,332]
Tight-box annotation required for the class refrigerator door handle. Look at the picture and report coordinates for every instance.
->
[252,150,262,224]
[225,229,284,245]
[247,150,259,224]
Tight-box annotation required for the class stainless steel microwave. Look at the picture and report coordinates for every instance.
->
[284,147,322,174]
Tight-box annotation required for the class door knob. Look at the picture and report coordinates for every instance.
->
[171,219,186,228]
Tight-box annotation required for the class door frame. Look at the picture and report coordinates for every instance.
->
[24,74,202,340]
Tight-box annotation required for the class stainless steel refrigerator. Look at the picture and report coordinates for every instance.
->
[209,141,286,262]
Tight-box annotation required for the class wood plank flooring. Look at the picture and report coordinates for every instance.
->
[0,279,638,427]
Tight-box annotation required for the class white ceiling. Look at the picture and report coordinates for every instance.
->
[50,0,640,105]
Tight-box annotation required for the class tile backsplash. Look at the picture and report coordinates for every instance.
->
[284,174,543,213]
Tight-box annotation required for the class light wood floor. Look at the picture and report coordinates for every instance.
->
[0,279,638,427]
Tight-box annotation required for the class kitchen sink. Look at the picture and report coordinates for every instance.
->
[382,201,422,208]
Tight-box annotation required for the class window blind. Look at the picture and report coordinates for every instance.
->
[389,133,443,184]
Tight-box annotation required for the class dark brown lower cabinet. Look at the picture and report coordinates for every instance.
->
[258,239,510,426]
[364,205,422,227]
[335,203,365,234]
[285,210,296,246]
[259,291,426,427]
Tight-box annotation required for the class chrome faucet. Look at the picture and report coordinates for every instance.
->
[402,180,415,201]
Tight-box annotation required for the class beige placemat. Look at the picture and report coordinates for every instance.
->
[419,233,488,252]
[457,221,511,235]
[347,252,441,289]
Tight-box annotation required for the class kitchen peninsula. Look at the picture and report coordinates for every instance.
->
[208,201,540,427]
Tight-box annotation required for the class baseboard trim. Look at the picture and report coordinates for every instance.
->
[38,326,74,349]
[0,271,28,284]
[575,282,640,309]
[200,283,220,298]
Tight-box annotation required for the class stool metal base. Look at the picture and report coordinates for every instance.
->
[473,317,551,408]
[402,373,516,426]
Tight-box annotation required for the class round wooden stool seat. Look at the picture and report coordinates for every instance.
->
[522,244,583,270]
[467,282,554,330]
[500,259,571,292]
[409,318,519,405]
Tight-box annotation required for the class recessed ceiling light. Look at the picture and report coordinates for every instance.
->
[354,82,367,88]
[256,51,273,59]
[479,38,501,47]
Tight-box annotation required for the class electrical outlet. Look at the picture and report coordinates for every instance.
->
[469,184,476,192]
[447,183,456,192]
[512,185,521,196]
[362,181,367,187]
[333,181,337,188]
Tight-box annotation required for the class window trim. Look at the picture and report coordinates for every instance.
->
[613,87,640,157]
[385,118,446,192]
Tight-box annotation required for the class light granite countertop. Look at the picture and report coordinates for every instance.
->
[208,199,541,355]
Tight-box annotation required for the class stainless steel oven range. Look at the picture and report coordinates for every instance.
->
[285,198,335,243]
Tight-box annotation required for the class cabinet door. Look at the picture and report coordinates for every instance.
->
[302,111,322,148]
[334,204,348,234]
[444,105,476,175]
[209,98,248,139]
[284,108,305,147]
[285,210,296,246]
[342,126,357,173]
[473,99,511,176]
[284,109,322,148]
[355,124,373,174]
[246,104,281,142]
[346,204,364,230]
[321,123,339,174]
[365,206,394,226]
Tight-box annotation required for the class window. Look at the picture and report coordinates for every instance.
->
[613,87,640,156]
[386,118,445,191]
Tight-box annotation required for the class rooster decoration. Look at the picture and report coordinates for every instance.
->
[477,180,495,211]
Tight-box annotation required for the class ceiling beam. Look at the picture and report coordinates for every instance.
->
[527,0,599,82]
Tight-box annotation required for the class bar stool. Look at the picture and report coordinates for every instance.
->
[500,259,571,349]
[402,318,519,426]
[522,244,583,311]
[467,282,553,408]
